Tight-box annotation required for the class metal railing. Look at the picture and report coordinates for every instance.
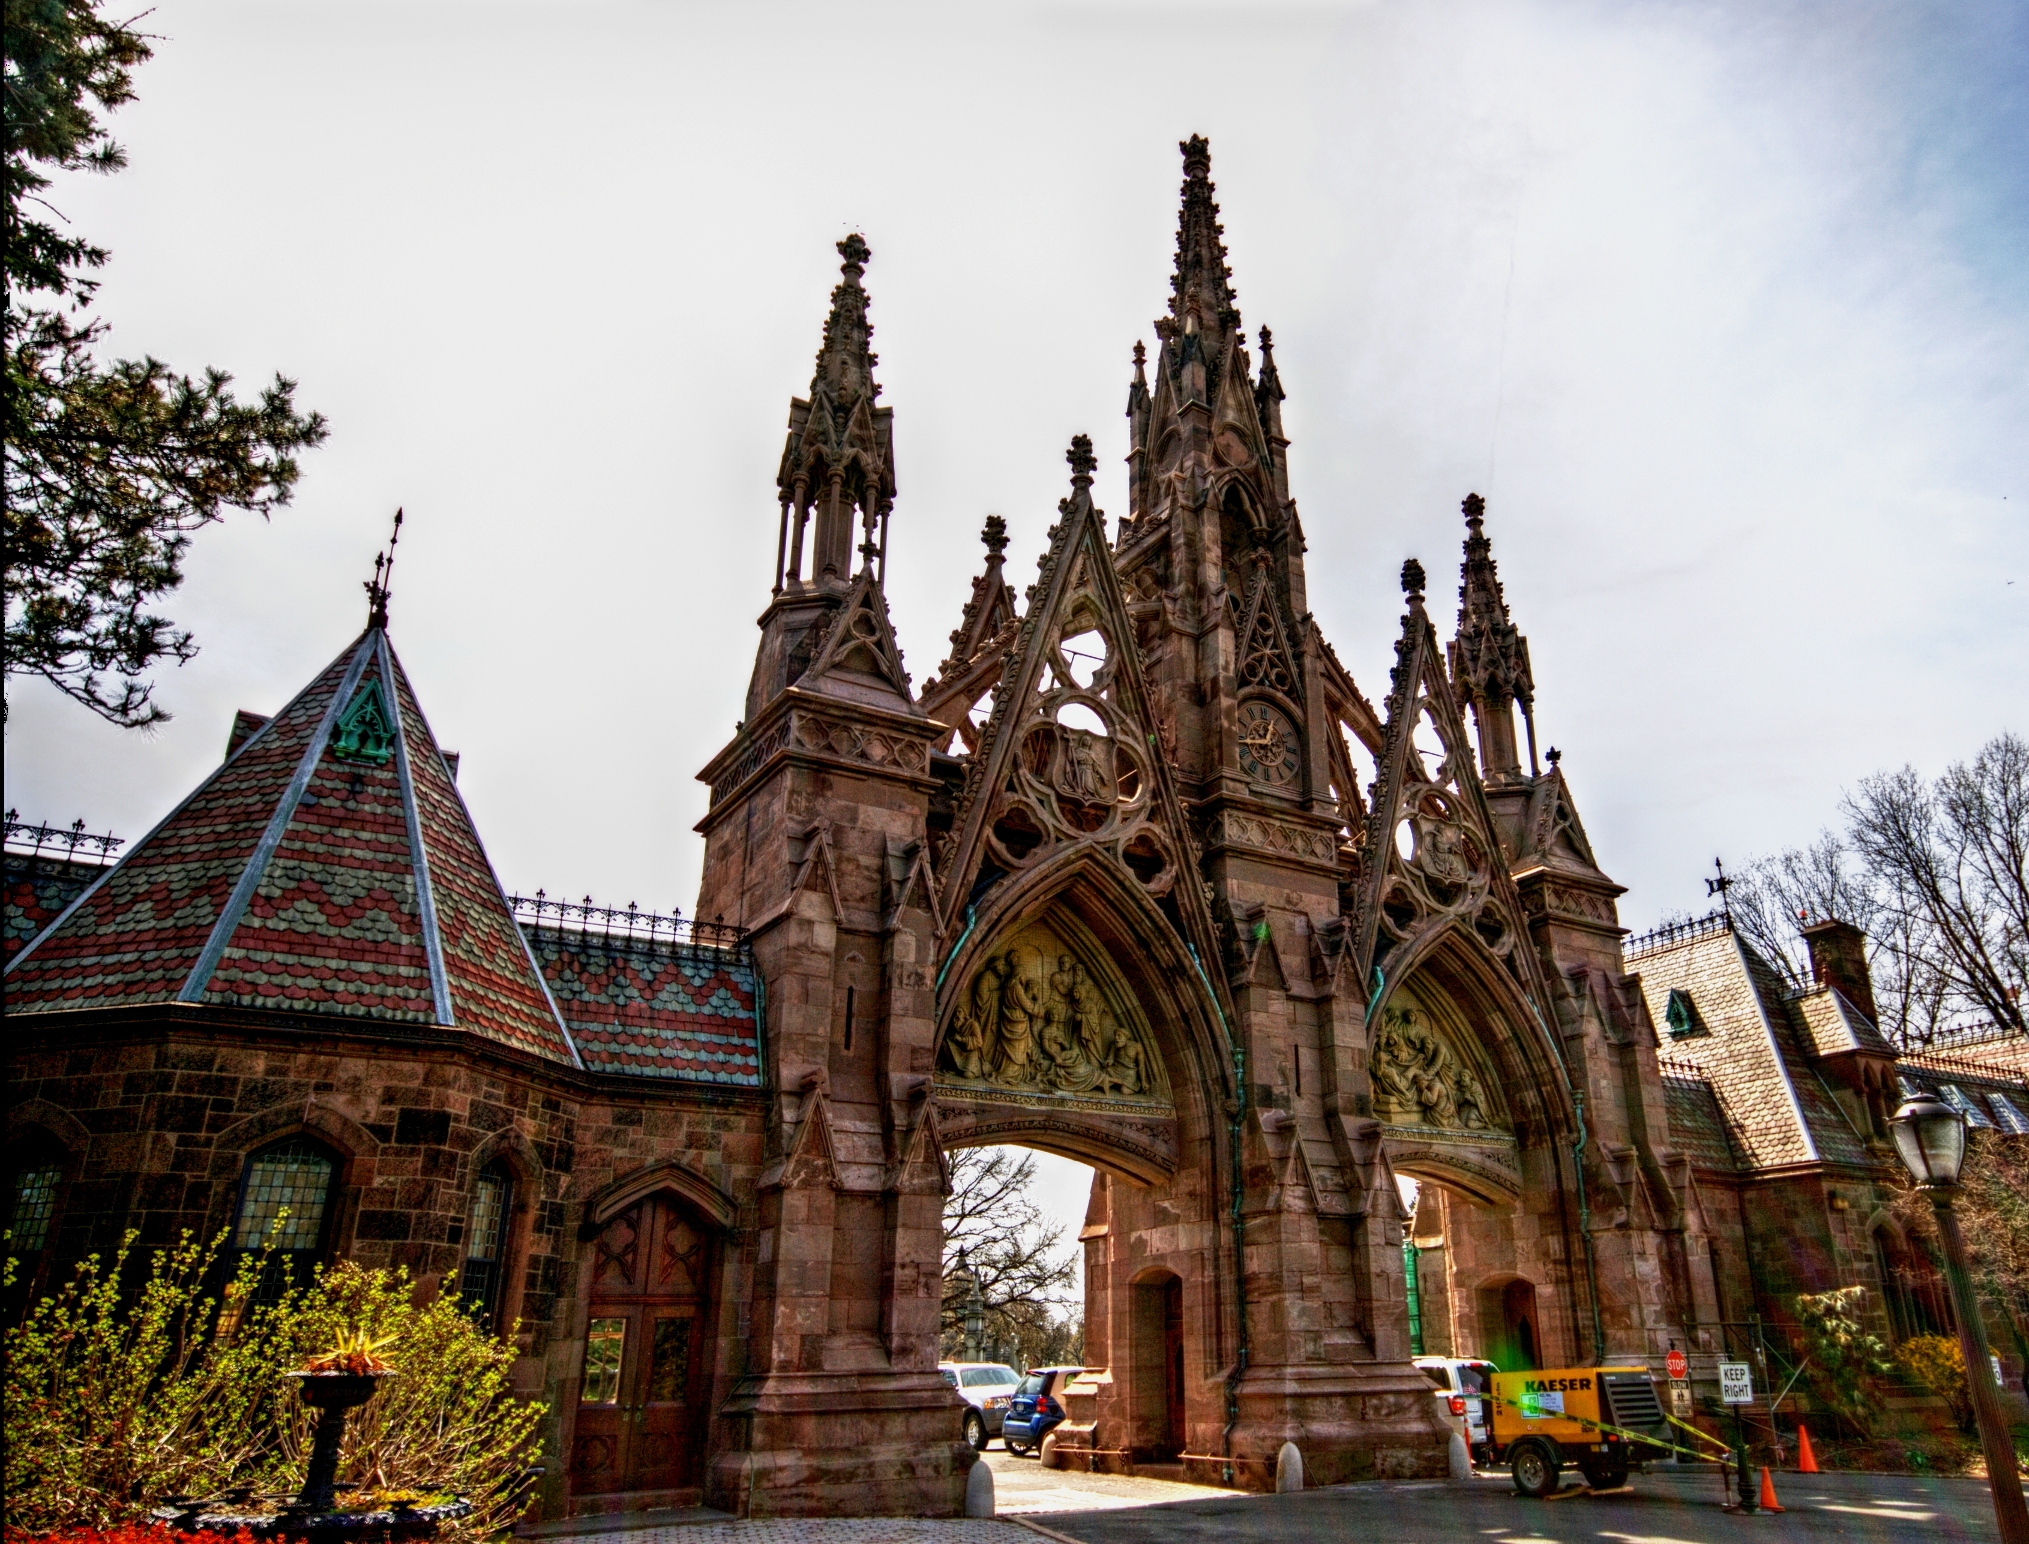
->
[1623,908,1731,961]
[506,889,746,950]
[4,811,124,866]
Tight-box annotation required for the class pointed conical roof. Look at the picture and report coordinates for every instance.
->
[6,626,582,1067]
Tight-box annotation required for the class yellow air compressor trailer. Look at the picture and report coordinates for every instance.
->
[1488,1366,1672,1497]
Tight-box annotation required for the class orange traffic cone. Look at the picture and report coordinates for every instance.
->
[1759,1466,1785,1512]
[1797,1424,1820,1474]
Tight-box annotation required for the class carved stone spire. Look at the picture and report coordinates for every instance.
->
[1169,135,1241,350]
[1447,493,1538,783]
[775,235,897,592]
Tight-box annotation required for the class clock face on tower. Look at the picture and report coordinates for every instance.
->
[1237,701,1301,788]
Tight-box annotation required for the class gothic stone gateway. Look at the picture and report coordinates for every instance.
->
[16,137,2006,1522]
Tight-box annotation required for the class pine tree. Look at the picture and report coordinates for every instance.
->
[4,0,327,727]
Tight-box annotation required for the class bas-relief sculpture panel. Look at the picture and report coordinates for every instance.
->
[1370,988,1509,1139]
[937,919,1171,1109]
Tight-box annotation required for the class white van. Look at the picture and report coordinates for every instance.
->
[1415,1355,1498,1462]
[937,1361,1022,1450]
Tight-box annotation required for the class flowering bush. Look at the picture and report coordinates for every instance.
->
[1897,1334,1974,1431]
[1,1525,272,1544]
[3,1233,542,1541]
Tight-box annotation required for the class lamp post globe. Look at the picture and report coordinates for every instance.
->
[1889,1091,2027,1544]
[1889,1093,1967,1189]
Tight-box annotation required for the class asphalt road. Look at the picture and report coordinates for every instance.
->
[1025,1465,2008,1543]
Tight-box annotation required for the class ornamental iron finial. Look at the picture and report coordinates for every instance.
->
[364,508,404,629]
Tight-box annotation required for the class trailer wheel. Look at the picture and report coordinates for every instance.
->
[1511,1441,1560,1499]
[1580,1459,1628,1490]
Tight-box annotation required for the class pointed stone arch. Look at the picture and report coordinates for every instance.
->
[933,847,1234,1187]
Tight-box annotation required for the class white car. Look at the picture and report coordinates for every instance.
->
[1416,1355,1498,1462]
[938,1361,1022,1450]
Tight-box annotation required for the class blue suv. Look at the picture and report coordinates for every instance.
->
[1002,1366,1085,1457]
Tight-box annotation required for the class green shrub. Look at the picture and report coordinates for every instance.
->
[4,1231,543,1540]
[1791,1286,1895,1438]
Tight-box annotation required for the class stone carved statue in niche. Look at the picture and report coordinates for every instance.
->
[941,929,1163,1101]
[1370,1004,1500,1133]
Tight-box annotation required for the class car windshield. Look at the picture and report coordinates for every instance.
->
[939,1368,959,1388]
[1016,1374,1044,1397]
[986,1364,1019,1385]
[1422,1365,1452,1390]
[1460,1364,1493,1394]
[960,1368,1003,1387]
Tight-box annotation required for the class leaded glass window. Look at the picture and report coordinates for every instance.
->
[233,1137,335,1301]
[581,1318,625,1404]
[9,1165,62,1253]
[459,1167,512,1328]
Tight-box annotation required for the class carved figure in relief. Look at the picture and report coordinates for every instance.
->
[1102,1033,1148,1096]
[992,946,1044,1085]
[1058,728,1111,803]
[1371,1004,1497,1132]
[938,935,1162,1101]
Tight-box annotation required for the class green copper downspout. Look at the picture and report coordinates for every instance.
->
[1191,942,1248,1487]
[936,904,978,995]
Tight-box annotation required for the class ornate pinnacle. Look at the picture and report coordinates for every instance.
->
[1067,434,1097,481]
[1401,557,1426,599]
[982,514,1008,556]
[837,233,870,275]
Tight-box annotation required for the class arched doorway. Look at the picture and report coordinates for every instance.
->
[571,1193,716,1507]
[1494,1278,1541,1371]
[1130,1270,1185,1461]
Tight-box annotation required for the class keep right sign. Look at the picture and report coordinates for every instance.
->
[1718,1362,1754,1405]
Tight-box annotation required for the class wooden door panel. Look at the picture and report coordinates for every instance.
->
[577,1198,711,1501]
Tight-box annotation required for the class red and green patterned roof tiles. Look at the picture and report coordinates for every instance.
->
[6,624,761,1088]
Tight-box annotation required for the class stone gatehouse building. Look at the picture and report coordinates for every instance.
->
[7,138,2026,1519]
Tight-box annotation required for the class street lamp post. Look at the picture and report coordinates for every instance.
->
[1890,1094,2028,1544]
[960,1249,985,1364]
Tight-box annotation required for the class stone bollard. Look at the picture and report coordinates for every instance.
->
[1448,1430,1471,1480]
[1275,1442,1304,1493]
[965,1456,996,1518]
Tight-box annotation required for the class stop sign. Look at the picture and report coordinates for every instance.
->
[1666,1349,1689,1381]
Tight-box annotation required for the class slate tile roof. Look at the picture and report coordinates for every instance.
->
[524,927,762,1085]
[3,855,104,965]
[1630,922,1870,1171]
[1656,1059,1744,1173]
[1793,987,1896,1060]
[4,628,581,1068]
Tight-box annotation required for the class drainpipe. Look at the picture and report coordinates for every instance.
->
[936,905,978,995]
[1190,943,1248,1487]
[1571,1090,1608,1362]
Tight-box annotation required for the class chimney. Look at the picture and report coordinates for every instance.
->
[1801,918,1879,1025]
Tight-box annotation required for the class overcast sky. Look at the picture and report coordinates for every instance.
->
[10,1,2024,931]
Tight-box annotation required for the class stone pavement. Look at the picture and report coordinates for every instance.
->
[1034,1465,2009,1544]
[524,1462,2006,1544]
[982,1448,1244,1514]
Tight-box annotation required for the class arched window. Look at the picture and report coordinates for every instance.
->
[458,1164,513,1329]
[9,1161,62,1254]
[233,1137,336,1302]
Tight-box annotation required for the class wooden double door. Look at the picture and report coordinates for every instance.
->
[570,1195,713,1504]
